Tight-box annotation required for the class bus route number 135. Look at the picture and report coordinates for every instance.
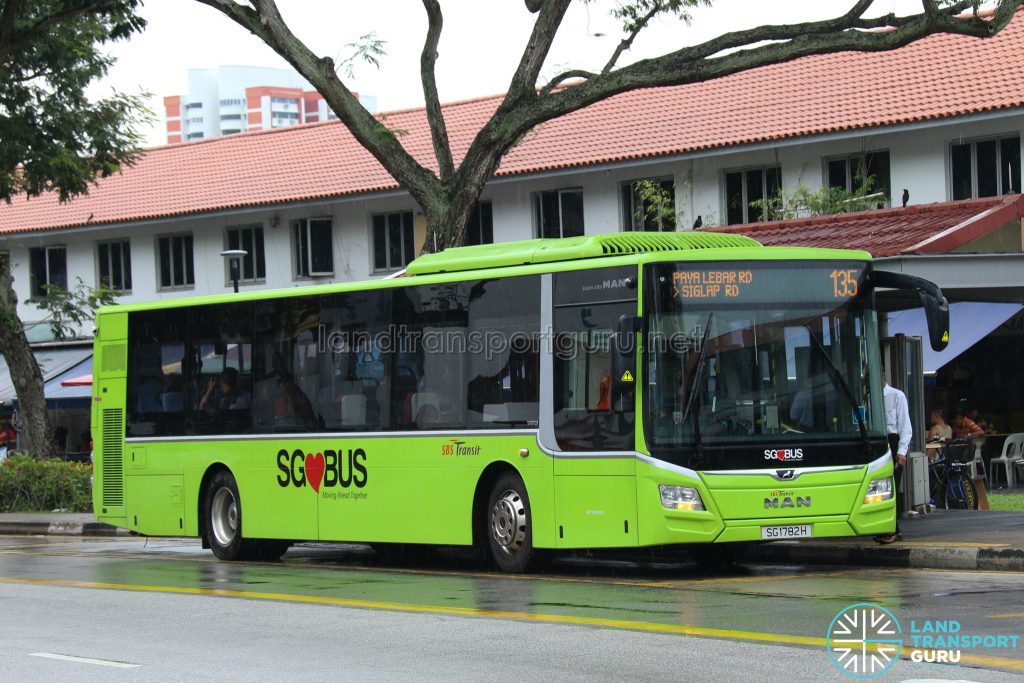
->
[830,269,860,299]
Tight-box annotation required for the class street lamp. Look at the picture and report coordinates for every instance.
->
[221,249,247,293]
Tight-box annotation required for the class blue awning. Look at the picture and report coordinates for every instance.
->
[0,346,93,407]
[887,302,1023,374]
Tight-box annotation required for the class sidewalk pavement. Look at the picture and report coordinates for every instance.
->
[1,509,1021,571]
[745,509,1024,572]
[0,512,129,537]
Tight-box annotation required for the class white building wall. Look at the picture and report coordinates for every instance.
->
[5,113,1023,328]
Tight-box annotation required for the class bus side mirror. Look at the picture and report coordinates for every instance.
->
[872,270,949,352]
[610,315,641,409]
[920,290,950,353]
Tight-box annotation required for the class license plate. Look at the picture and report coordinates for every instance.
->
[761,524,812,540]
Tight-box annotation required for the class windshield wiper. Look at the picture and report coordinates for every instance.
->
[679,314,714,453]
[802,325,872,457]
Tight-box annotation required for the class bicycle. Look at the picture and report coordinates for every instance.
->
[928,438,979,510]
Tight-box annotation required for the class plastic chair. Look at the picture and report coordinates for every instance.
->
[990,433,1023,489]
[969,437,988,480]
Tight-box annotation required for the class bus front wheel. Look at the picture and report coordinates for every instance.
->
[205,470,249,561]
[486,472,543,573]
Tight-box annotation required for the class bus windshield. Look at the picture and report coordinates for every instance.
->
[645,261,886,453]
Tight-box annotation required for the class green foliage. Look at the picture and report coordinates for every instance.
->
[36,277,119,340]
[0,454,92,512]
[610,0,712,32]
[629,179,677,231]
[751,177,889,221]
[336,31,386,80]
[0,0,150,203]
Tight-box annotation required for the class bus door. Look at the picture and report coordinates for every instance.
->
[546,269,639,548]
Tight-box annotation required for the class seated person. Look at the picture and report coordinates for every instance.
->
[927,408,953,441]
[199,367,246,412]
[952,409,985,439]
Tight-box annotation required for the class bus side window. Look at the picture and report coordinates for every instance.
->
[552,269,637,452]
[186,303,254,436]
[253,297,321,433]
[126,309,188,437]
[465,276,540,429]
[319,290,391,432]
[391,283,469,431]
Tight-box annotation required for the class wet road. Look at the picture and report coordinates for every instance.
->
[1,536,1022,681]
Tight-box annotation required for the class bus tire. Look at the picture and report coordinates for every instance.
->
[486,472,543,573]
[204,470,251,561]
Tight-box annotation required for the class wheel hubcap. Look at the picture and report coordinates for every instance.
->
[211,487,238,547]
[490,489,527,555]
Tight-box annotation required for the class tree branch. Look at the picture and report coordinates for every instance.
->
[602,2,663,75]
[196,0,443,211]
[0,0,120,60]
[539,69,596,96]
[506,0,572,99]
[420,0,454,181]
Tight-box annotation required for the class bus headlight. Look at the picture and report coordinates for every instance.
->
[864,477,894,505]
[660,485,705,511]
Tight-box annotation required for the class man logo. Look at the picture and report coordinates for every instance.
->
[826,603,902,678]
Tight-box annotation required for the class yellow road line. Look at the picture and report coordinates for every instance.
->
[2,575,1023,673]
[990,613,1024,619]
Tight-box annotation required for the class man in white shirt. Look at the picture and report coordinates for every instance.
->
[877,370,911,544]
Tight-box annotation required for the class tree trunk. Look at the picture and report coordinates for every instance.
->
[0,261,55,458]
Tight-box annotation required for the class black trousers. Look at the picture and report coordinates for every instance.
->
[888,433,902,533]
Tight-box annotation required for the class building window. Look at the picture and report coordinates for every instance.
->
[222,129,242,136]
[186,132,204,140]
[372,211,415,272]
[220,114,243,121]
[185,102,203,110]
[826,150,891,198]
[951,134,1021,200]
[219,99,244,107]
[157,234,195,289]
[29,245,67,299]
[294,217,334,278]
[186,117,203,125]
[534,189,584,239]
[622,179,676,231]
[271,97,298,106]
[465,202,494,246]
[724,166,782,225]
[225,226,266,283]
[97,240,132,292]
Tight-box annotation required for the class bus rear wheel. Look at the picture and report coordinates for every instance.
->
[486,472,543,573]
[205,470,250,561]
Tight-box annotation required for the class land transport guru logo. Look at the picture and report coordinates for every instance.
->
[276,448,368,497]
[826,603,1023,677]
[826,603,902,678]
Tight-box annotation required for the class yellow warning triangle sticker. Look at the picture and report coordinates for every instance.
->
[620,370,634,382]
[942,331,949,343]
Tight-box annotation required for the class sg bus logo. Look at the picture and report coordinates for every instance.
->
[276,448,368,492]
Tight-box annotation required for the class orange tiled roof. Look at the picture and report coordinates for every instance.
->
[711,194,1024,257]
[3,8,1024,235]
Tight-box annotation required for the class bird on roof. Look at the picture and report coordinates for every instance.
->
[901,189,909,208]
[692,215,703,229]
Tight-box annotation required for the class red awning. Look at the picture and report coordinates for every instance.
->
[60,373,93,387]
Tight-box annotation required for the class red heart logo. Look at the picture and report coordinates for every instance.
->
[305,452,325,493]
[777,451,787,461]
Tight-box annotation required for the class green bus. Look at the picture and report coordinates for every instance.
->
[90,233,948,571]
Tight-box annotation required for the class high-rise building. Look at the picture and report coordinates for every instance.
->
[163,65,375,144]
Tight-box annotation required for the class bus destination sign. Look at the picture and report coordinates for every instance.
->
[669,263,866,304]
